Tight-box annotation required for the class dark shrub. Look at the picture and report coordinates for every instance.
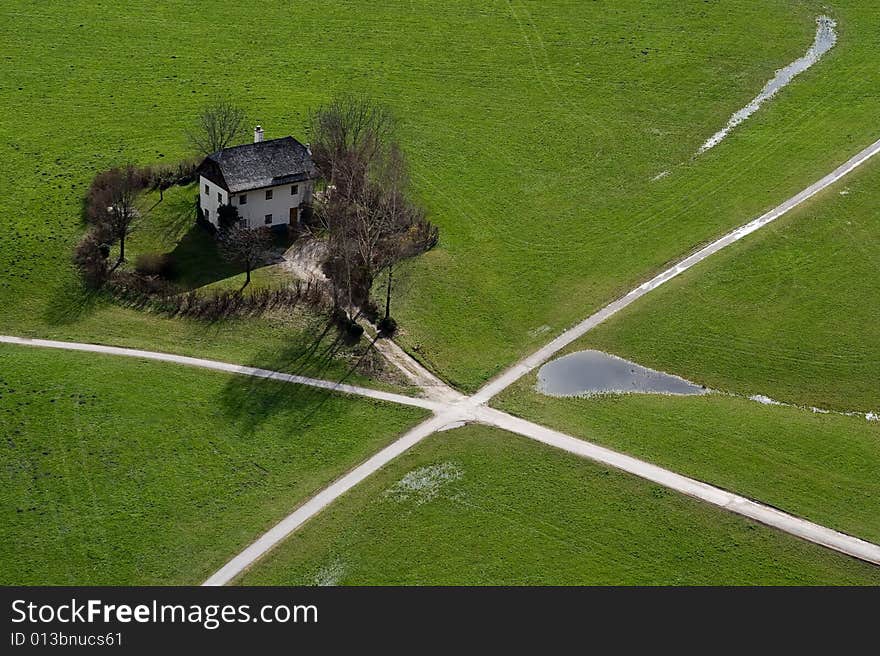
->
[217,203,241,231]
[406,219,440,255]
[73,232,109,287]
[110,271,177,299]
[299,203,315,226]
[330,307,364,342]
[149,165,176,199]
[175,158,201,185]
[361,300,379,323]
[135,252,177,279]
[377,316,397,336]
[340,319,364,344]
[330,306,349,327]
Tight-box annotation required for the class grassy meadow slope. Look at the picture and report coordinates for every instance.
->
[496,386,880,545]
[3,2,877,389]
[393,0,880,389]
[239,425,880,586]
[556,157,880,413]
[0,344,427,585]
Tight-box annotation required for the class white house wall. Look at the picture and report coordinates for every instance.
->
[198,176,314,229]
[199,176,229,228]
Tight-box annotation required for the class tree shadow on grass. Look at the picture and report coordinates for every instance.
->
[164,225,296,292]
[43,276,103,326]
[166,226,241,290]
[77,194,91,228]
[145,189,198,246]
[216,319,378,437]
[41,193,104,326]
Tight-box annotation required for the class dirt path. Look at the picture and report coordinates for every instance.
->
[202,410,472,586]
[203,389,880,585]
[475,406,880,567]
[279,238,327,282]
[360,323,466,404]
[278,237,461,403]
[0,335,444,413]
[6,329,880,584]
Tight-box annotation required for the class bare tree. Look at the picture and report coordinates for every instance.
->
[218,224,272,289]
[88,165,143,270]
[311,96,396,311]
[311,99,437,322]
[373,146,435,323]
[310,95,395,200]
[187,100,248,156]
[317,196,358,310]
[150,166,177,202]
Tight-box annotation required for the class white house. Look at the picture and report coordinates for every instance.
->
[197,127,318,230]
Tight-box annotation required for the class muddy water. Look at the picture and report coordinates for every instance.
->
[699,16,837,153]
[537,350,708,397]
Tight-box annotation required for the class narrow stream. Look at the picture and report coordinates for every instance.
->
[698,16,837,154]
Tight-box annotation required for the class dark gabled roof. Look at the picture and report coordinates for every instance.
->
[200,136,318,193]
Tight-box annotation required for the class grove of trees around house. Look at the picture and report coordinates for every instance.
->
[72,97,438,339]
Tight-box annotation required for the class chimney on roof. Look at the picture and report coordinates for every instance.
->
[254,125,264,143]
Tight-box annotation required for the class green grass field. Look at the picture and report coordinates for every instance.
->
[573,158,880,413]
[3,1,879,390]
[496,386,880,544]
[239,425,880,585]
[3,1,879,587]
[0,344,426,584]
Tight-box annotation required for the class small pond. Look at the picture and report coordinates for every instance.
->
[537,350,708,397]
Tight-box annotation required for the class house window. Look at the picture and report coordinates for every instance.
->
[239,194,247,205]
[204,184,209,195]
[217,192,223,203]
[291,184,298,195]
[264,214,273,225]
[265,189,273,200]
[238,218,247,228]
[204,209,210,221]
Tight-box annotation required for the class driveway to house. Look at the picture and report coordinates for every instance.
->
[5,136,880,585]
[280,237,327,282]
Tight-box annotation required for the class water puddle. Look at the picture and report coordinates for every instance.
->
[537,351,878,423]
[698,16,837,154]
[749,394,784,406]
[536,350,708,397]
[751,393,879,423]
